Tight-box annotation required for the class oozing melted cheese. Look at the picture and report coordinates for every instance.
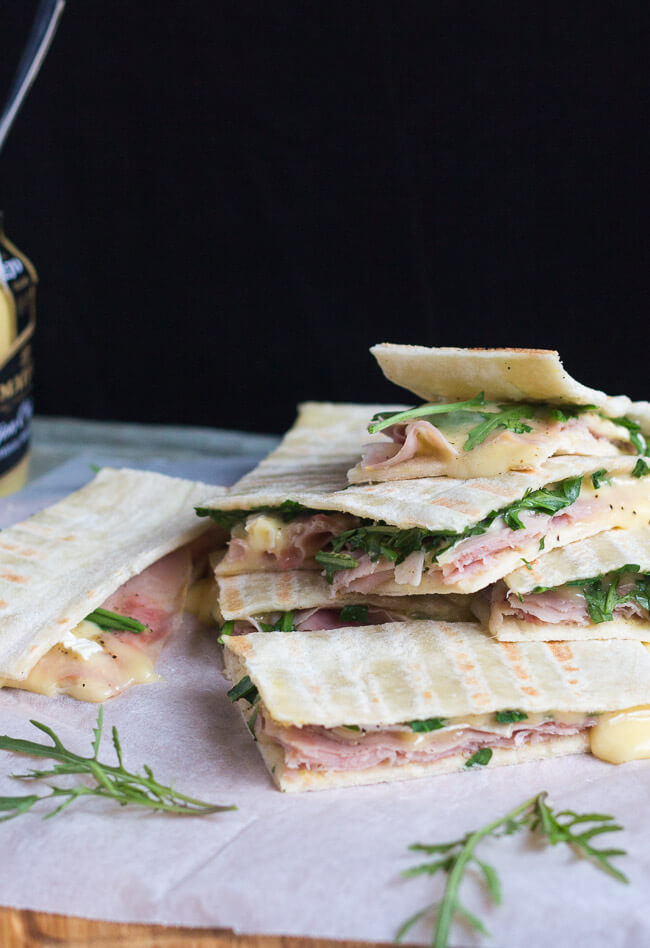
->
[0,625,160,703]
[185,577,219,625]
[590,705,650,764]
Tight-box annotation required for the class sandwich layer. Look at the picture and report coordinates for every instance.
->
[0,468,218,680]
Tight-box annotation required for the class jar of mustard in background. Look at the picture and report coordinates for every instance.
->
[0,213,36,495]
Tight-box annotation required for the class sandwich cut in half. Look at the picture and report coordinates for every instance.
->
[223,621,650,791]
[0,467,223,702]
[483,525,650,642]
[349,345,650,482]
[199,403,650,596]
[216,568,473,637]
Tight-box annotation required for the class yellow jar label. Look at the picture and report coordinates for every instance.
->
[0,229,37,478]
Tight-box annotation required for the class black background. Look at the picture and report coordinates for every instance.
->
[1,2,649,435]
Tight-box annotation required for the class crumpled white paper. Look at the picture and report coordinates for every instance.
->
[0,456,648,947]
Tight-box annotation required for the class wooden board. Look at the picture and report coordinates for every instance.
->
[0,906,381,947]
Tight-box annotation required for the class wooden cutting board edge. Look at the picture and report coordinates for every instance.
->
[0,905,385,948]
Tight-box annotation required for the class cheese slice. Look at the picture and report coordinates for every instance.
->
[590,705,650,763]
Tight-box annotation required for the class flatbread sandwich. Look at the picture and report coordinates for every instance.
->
[0,467,222,701]
[348,345,650,482]
[223,621,650,791]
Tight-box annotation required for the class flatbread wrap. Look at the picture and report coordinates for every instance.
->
[223,621,650,791]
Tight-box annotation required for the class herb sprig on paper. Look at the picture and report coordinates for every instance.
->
[0,708,234,820]
[397,792,627,948]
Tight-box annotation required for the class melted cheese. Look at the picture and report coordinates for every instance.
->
[244,514,289,553]
[185,577,219,625]
[60,619,104,660]
[0,635,160,703]
[590,705,650,764]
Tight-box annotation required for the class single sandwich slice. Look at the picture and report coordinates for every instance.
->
[202,423,648,594]
[348,346,650,482]
[484,525,650,642]
[222,621,650,791]
[216,569,473,636]
[0,467,223,702]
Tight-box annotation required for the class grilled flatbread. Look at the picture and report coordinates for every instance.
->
[223,621,650,791]
[348,346,649,482]
[0,468,221,700]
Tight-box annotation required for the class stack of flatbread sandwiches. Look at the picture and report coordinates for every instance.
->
[201,345,650,791]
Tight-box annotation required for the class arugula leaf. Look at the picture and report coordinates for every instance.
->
[462,405,535,452]
[501,476,582,530]
[315,551,359,583]
[0,709,234,820]
[367,394,486,434]
[217,620,235,644]
[591,468,610,489]
[398,791,626,948]
[409,718,447,733]
[495,710,528,723]
[317,475,586,581]
[548,404,596,421]
[465,748,492,767]
[226,676,259,705]
[259,611,297,633]
[85,608,146,634]
[195,500,316,531]
[538,536,545,551]
[633,458,650,478]
[339,605,369,623]
[612,416,647,455]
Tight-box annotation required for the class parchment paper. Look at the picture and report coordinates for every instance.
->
[0,456,648,948]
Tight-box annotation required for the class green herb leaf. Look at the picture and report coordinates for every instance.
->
[218,620,235,644]
[368,394,486,434]
[633,458,650,478]
[591,468,611,489]
[0,710,234,820]
[612,416,647,455]
[539,536,545,551]
[465,748,493,768]
[501,476,582,531]
[339,605,369,623]
[463,405,535,453]
[85,608,146,634]
[226,676,259,705]
[495,710,528,723]
[195,500,317,531]
[315,551,359,584]
[399,791,627,948]
[408,718,447,733]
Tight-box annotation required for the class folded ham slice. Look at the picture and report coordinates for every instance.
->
[17,547,193,702]
[359,412,632,476]
[491,580,649,630]
[259,711,595,772]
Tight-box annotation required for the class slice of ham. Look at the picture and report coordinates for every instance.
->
[493,580,649,628]
[361,420,458,469]
[218,513,354,573]
[259,713,594,772]
[360,413,632,472]
[24,547,193,702]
